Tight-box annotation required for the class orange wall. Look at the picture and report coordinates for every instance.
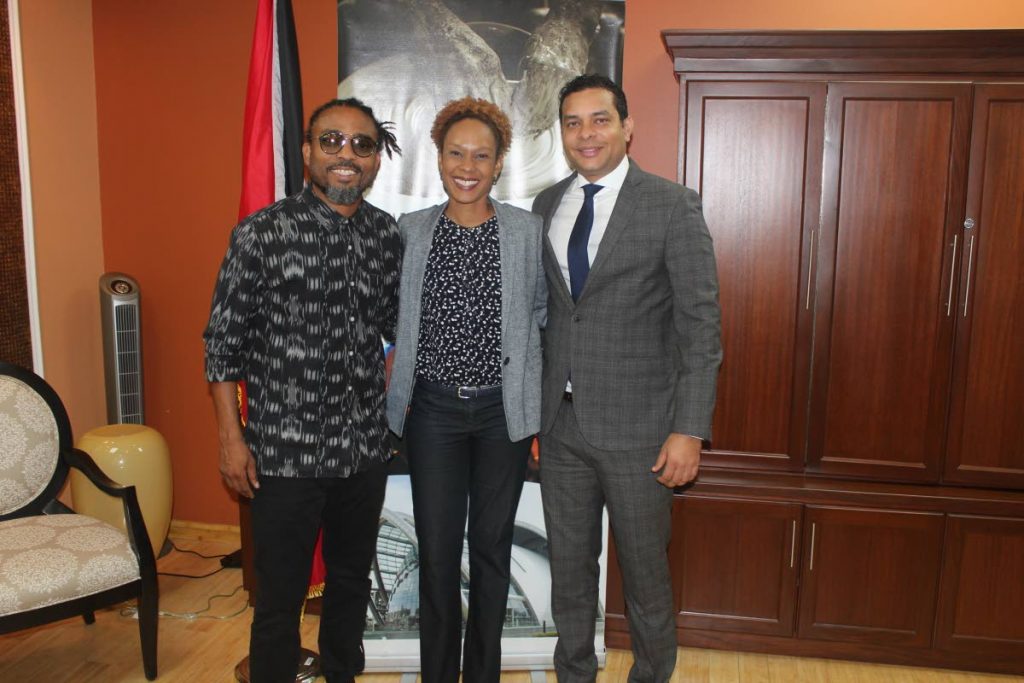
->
[18,0,107,437]
[91,0,337,525]
[79,0,1023,525]
[624,0,1024,180]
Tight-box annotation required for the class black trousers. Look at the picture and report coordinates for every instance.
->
[405,380,532,683]
[249,465,387,683]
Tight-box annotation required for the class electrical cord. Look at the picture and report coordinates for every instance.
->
[156,540,233,578]
[169,540,229,560]
[157,567,225,579]
[120,584,247,621]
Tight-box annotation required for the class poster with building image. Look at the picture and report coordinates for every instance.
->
[340,0,626,672]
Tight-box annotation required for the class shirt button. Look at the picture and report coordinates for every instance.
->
[348,351,354,356]
[347,385,353,391]
[349,316,355,322]
[573,314,581,322]
[348,245,353,250]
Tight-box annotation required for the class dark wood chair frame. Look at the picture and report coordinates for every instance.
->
[0,362,158,680]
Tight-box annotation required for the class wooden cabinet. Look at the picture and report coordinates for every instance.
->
[797,506,943,647]
[675,497,800,636]
[684,82,823,472]
[606,477,1024,674]
[670,499,945,647]
[807,83,970,483]
[944,84,1024,490]
[935,515,1024,657]
[676,39,1024,488]
[615,29,1024,676]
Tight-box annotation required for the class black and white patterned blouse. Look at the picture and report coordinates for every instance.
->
[415,213,502,387]
[204,187,400,478]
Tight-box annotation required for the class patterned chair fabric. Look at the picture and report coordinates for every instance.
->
[0,514,140,616]
[0,362,158,680]
[0,375,60,515]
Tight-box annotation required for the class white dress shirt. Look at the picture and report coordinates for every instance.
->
[548,155,630,293]
[549,156,629,394]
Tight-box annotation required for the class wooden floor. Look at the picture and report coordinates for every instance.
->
[0,524,1019,683]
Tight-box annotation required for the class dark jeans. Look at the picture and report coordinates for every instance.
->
[405,380,532,683]
[249,465,387,683]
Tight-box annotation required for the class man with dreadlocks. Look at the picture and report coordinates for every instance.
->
[204,98,402,683]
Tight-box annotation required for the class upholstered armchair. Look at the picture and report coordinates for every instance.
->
[0,362,158,680]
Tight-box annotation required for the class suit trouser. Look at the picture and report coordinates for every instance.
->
[405,380,531,683]
[540,399,677,683]
[249,467,387,683]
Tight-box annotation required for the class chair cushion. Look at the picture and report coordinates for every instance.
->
[0,514,140,616]
[0,375,60,515]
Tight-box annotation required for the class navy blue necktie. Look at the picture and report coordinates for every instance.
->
[567,183,603,302]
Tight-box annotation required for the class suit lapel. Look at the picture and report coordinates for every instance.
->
[494,201,523,345]
[541,175,576,308]
[584,159,640,293]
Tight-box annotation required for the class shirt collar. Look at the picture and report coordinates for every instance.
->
[573,154,630,192]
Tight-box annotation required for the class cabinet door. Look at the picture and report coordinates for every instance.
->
[944,84,1024,489]
[808,82,971,482]
[685,81,825,471]
[675,496,801,636]
[797,506,944,647]
[935,515,1024,658]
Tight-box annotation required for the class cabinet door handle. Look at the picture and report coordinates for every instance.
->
[789,520,797,568]
[945,234,958,316]
[963,235,975,317]
[809,522,817,571]
[805,230,816,311]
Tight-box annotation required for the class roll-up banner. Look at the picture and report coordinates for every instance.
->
[338,0,626,673]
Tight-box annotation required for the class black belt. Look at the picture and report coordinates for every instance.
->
[416,379,502,399]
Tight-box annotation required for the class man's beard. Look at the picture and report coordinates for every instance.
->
[314,160,373,206]
[321,184,364,205]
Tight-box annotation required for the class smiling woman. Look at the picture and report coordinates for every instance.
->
[436,118,502,225]
[430,98,512,227]
[384,98,547,683]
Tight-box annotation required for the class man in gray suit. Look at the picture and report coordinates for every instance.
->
[532,74,722,683]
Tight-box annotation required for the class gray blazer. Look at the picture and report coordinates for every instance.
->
[386,200,547,441]
[532,159,722,450]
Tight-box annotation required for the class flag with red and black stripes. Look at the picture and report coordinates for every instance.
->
[239,0,304,221]
[238,0,327,603]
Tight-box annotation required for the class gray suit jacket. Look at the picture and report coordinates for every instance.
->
[386,200,547,441]
[532,159,722,450]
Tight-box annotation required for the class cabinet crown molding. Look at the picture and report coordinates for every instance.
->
[662,29,1024,75]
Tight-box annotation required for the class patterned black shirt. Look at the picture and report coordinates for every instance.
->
[415,213,502,387]
[204,187,400,478]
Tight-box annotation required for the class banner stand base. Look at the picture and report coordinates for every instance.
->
[398,670,546,681]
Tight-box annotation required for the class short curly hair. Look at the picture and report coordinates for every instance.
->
[430,97,513,159]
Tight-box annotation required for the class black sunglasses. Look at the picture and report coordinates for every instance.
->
[317,131,379,158]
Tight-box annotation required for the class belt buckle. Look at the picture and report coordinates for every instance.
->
[457,386,472,399]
